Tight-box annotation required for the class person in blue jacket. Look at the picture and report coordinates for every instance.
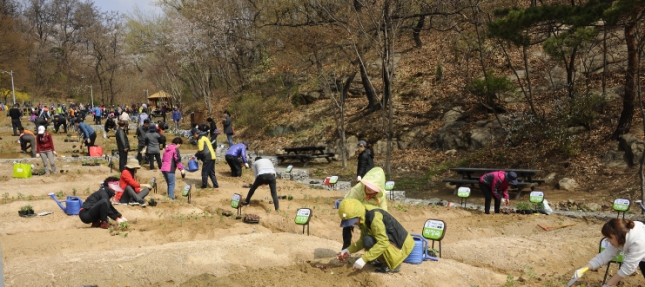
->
[75,120,97,155]
[93,105,102,124]
[225,142,249,177]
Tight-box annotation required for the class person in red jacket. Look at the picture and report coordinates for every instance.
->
[36,125,57,174]
[479,171,518,214]
[118,159,152,206]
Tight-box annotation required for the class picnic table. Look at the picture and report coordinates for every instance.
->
[276,146,335,167]
[442,168,544,199]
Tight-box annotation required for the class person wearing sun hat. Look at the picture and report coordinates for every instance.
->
[336,198,414,273]
[117,159,152,206]
[340,167,388,249]
[479,170,519,214]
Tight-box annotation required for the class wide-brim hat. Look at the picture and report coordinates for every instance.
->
[361,179,381,193]
[125,159,141,169]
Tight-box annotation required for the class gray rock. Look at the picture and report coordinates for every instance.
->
[619,133,645,167]
[558,178,579,191]
[441,107,464,123]
[543,172,557,185]
[433,121,468,150]
[585,203,602,212]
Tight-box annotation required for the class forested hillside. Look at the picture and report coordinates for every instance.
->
[2,0,645,188]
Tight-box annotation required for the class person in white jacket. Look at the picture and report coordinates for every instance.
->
[577,219,645,286]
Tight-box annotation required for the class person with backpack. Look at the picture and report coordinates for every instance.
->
[356,140,374,181]
[161,137,186,199]
[336,198,414,274]
[79,176,127,229]
[145,125,162,170]
[191,128,219,189]
[36,125,57,174]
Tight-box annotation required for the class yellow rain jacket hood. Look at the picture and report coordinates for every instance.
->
[344,167,387,210]
[338,199,414,270]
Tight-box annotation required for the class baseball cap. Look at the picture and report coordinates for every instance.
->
[506,171,518,185]
[340,217,359,228]
[37,126,45,135]
[356,140,367,148]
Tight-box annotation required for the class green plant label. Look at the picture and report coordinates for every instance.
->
[294,208,311,225]
[329,176,339,184]
[385,181,395,191]
[600,238,624,263]
[613,199,630,212]
[182,185,190,197]
[529,191,544,203]
[422,219,445,240]
[457,187,470,198]
[231,193,241,209]
[286,165,293,173]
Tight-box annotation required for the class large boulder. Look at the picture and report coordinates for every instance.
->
[433,121,468,150]
[398,127,427,149]
[468,120,506,151]
[373,140,399,155]
[558,178,579,191]
[441,106,464,123]
[619,134,645,167]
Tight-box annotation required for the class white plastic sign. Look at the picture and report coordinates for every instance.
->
[329,176,339,184]
[422,219,446,241]
[294,208,311,225]
[457,187,470,198]
[231,193,242,209]
[529,191,544,203]
[384,181,395,191]
[613,199,630,212]
[286,165,293,173]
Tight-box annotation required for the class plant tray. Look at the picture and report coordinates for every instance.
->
[243,214,261,224]
[243,218,260,224]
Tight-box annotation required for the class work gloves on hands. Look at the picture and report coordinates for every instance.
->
[116,217,128,224]
[357,176,361,181]
[353,258,366,270]
[337,249,350,262]
[181,169,186,178]
[501,198,509,206]
[244,163,249,168]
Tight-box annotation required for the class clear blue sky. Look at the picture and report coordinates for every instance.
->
[93,0,162,15]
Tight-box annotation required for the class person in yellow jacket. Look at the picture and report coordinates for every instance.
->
[191,128,219,189]
[336,198,414,273]
[341,167,387,249]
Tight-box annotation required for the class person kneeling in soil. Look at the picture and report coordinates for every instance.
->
[79,176,127,229]
[336,198,414,273]
[241,157,278,210]
[341,167,388,250]
[478,170,518,214]
[117,159,152,206]
[576,218,645,286]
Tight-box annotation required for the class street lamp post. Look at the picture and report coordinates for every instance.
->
[86,85,93,107]
[2,70,15,105]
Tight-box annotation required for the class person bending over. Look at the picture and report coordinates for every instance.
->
[479,170,518,214]
[225,142,249,177]
[242,157,278,210]
[79,176,127,229]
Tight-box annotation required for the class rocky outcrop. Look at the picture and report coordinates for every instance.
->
[619,134,645,167]
[558,178,579,191]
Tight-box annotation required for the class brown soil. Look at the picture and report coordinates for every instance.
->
[0,115,640,287]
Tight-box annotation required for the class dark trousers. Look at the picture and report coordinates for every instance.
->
[119,186,150,204]
[79,199,109,223]
[480,183,501,214]
[54,121,67,133]
[225,155,242,177]
[11,119,22,135]
[86,132,97,155]
[147,153,161,170]
[136,144,146,164]
[94,115,101,124]
[342,226,354,249]
[118,150,128,171]
[201,159,219,188]
[245,173,278,210]
[639,262,645,279]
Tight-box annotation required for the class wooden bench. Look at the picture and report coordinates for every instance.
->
[443,168,544,200]
[442,178,538,199]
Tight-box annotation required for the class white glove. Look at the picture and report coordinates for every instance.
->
[353,257,366,270]
[116,217,128,223]
[501,198,507,205]
[181,170,186,175]
[245,163,249,168]
[357,176,361,181]
[36,153,40,157]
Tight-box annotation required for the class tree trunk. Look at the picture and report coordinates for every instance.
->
[358,61,380,112]
[339,72,357,168]
[413,15,425,47]
[612,21,638,140]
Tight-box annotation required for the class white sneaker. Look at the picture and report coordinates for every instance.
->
[128,202,140,206]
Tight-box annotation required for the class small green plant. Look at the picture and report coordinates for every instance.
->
[77,169,81,174]
[20,205,33,212]
[515,202,529,211]
[522,265,536,281]
[393,204,409,212]
[84,188,90,195]
[55,191,64,199]
[502,274,517,287]
[72,188,77,196]
[17,193,25,200]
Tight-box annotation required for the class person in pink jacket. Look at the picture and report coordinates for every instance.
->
[479,171,518,214]
[161,137,185,199]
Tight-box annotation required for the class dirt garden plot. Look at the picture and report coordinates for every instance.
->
[0,121,636,287]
